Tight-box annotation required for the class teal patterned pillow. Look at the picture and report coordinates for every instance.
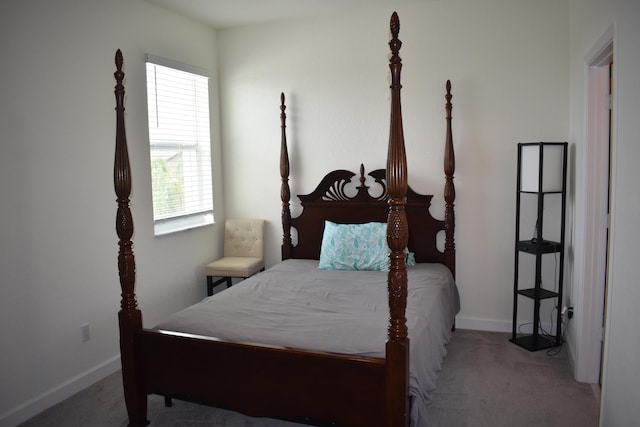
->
[406,250,416,266]
[318,221,389,271]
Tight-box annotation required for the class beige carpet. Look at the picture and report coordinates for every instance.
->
[424,330,599,426]
[19,330,599,427]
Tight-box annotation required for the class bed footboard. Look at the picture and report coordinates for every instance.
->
[140,330,386,426]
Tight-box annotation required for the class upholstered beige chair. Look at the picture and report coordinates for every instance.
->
[205,218,265,296]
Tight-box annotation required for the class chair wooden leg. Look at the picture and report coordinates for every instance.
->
[207,276,214,296]
[208,276,231,294]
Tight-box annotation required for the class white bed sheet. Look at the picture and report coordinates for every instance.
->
[155,259,460,426]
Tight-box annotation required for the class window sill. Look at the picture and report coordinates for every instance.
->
[154,212,214,236]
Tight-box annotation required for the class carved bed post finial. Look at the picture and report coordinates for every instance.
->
[386,12,409,427]
[114,50,148,427]
[390,11,400,42]
[280,93,293,260]
[444,80,456,277]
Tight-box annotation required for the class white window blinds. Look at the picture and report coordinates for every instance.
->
[145,55,214,235]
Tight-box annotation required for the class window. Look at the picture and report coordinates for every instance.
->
[145,55,214,235]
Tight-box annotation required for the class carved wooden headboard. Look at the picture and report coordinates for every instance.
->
[282,165,446,266]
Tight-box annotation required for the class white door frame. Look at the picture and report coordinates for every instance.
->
[574,27,614,383]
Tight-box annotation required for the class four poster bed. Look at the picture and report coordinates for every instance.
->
[114,13,458,427]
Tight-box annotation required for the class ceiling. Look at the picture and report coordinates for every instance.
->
[147,0,428,29]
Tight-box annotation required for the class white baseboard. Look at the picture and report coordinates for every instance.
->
[456,316,512,332]
[0,356,121,427]
[456,316,554,335]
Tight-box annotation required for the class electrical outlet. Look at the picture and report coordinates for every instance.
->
[81,323,91,343]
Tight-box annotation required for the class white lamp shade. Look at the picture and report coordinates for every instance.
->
[520,144,564,192]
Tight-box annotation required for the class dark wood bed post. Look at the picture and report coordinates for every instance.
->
[280,93,293,260]
[385,12,409,427]
[114,50,148,427]
[444,80,456,277]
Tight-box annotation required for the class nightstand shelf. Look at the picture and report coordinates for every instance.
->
[517,288,559,299]
[517,239,561,254]
[511,334,557,352]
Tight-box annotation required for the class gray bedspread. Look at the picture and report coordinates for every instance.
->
[155,259,460,426]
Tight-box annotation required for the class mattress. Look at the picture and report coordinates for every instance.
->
[155,259,460,426]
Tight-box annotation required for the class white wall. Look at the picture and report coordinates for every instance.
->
[569,1,640,425]
[8,0,639,425]
[217,0,570,332]
[0,0,223,424]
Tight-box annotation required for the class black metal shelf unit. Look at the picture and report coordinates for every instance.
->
[511,142,568,352]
